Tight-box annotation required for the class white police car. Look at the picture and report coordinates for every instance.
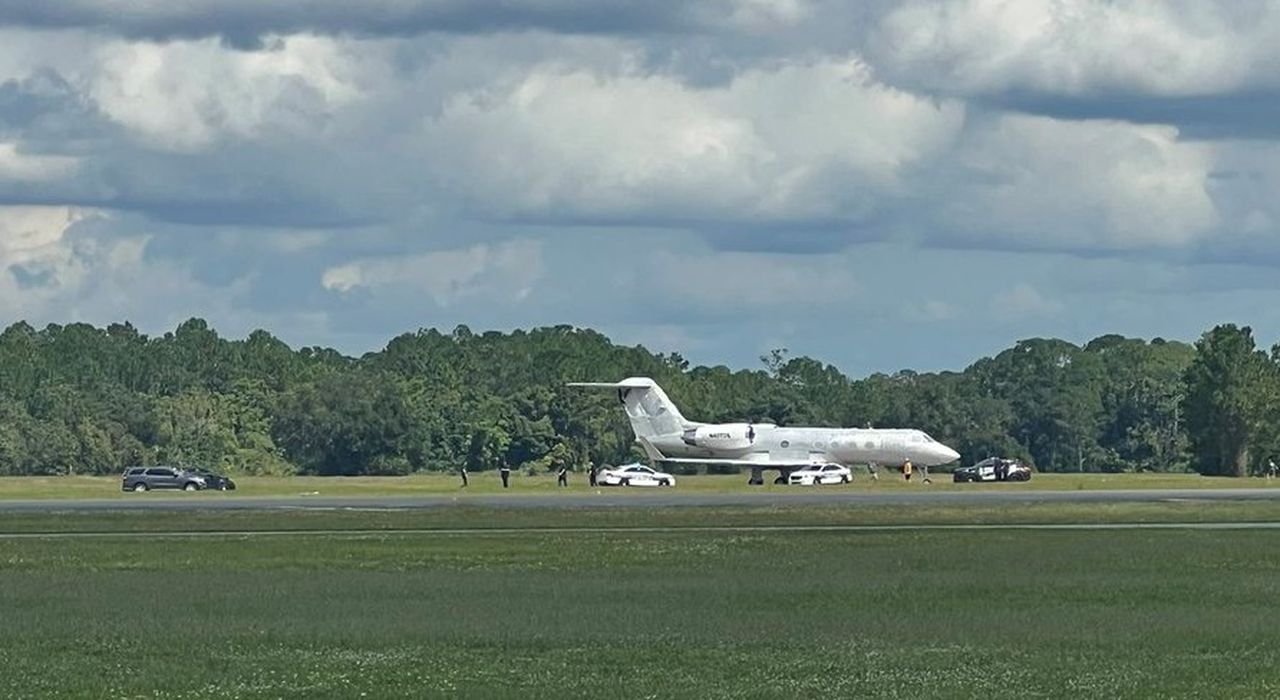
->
[597,463,676,487]
[787,464,852,486]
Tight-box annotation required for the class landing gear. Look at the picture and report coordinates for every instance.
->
[748,465,764,486]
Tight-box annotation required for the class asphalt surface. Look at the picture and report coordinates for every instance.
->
[3,487,1280,512]
[5,521,1280,538]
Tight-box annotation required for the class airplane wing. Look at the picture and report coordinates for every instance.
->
[653,456,824,468]
[635,438,822,468]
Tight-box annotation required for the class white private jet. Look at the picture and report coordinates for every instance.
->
[570,377,960,485]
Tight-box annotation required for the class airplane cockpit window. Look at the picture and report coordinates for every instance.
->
[921,433,936,443]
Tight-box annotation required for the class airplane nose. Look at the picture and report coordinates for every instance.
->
[940,445,960,464]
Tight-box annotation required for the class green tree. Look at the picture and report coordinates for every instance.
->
[1183,325,1270,476]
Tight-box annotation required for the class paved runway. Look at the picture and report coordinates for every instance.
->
[4,521,1280,539]
[3,487,1280,512]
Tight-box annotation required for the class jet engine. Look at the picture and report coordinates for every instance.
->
[681,423,757,451]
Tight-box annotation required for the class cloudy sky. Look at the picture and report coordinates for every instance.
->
[2,0,1280,375]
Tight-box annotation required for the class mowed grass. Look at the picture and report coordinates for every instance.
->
[4,510,1280,698]
[5,499,1280,534]
[2,470,1278,500]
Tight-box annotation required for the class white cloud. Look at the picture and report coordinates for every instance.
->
[0,207,215,325]
[422,55,965,225]
[938,113,1216,249]
[87,35,369,151]
[322,239,544,305]
[873,0,1280,97]
[0,206,96,308]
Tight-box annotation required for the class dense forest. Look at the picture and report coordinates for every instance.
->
[0,319,1278,477]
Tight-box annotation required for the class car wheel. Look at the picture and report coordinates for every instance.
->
[133,482,148,492]
[183,482,199,492]
[621,478,630,487]
[842,475,850,484]
[662,479,672,487]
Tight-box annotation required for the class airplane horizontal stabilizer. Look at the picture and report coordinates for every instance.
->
[566,379,655,389]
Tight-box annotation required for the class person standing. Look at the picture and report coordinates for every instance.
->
[866,463,878,481]
[459,465,469,488]
[557,464,568,487]
[588,463,598,487]
[499,464,511,489]
[903,459,913,482]
[1269,458,1277,480]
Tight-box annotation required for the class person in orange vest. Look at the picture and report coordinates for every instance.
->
[903,459,913,481]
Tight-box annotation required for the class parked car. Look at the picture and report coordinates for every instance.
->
[788,464,852,486]
[597,463,675,487]
[121,466,208,492]
[189,469,236,491]
[953,458,1032,483]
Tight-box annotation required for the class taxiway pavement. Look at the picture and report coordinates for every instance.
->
[3,487,1280,512]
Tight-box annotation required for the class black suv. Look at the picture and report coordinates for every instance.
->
[121,467,208,492]
[189,469,236,491]
[953,458,1032,483]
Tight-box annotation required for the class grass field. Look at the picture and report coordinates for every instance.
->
[2,470,1278,500]
[4,506,1280,698]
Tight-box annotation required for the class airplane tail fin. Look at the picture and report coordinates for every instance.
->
[567,377,690,439]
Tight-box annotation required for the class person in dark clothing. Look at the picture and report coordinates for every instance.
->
[588,463,598,487]
[459,466,468,488]
[499,465,511,488]
[557,465,568,487]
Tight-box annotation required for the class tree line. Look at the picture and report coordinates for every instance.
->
[0,318,1276,477]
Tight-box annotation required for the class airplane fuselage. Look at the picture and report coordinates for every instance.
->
[652,424,959,467]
